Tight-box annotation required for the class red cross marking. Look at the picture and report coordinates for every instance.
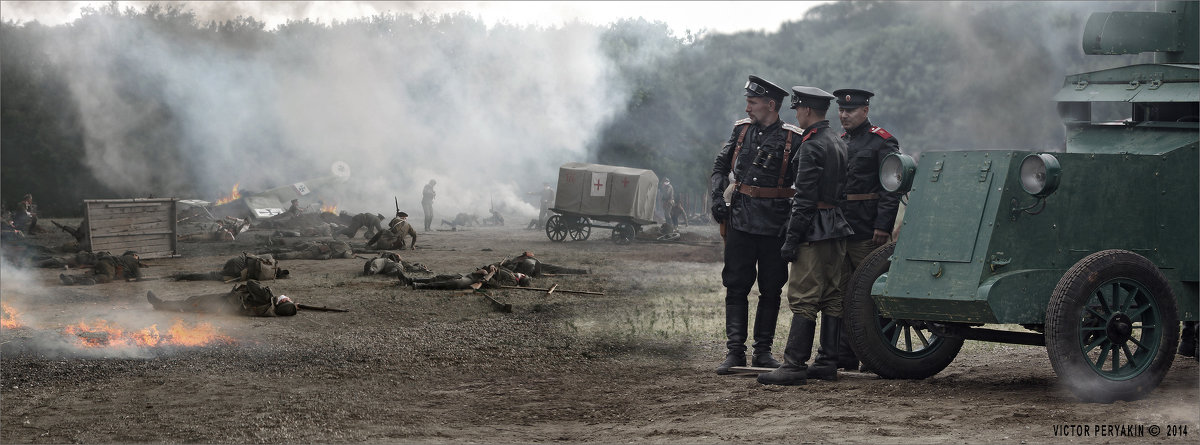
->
[622,178,629,187]
[594,179,604,191]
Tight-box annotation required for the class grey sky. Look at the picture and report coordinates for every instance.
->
[0,1,831,36]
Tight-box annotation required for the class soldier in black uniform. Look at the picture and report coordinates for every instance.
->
[710,75,806,374]
[830,88,903,372]
[758,86,854,386]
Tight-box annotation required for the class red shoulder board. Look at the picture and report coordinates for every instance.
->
[869,126,894,140]
[734,117,752,126]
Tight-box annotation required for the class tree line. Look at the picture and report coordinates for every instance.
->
[1,1,1150,216]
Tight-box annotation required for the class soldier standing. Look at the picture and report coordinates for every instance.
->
[758,86,854,386]
[532,182,555,229]
[660,178,677,227]
[421,180,437,232]
[710,75,804,374]
[830,88,903,372]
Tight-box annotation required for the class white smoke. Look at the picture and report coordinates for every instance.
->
[36,5,628,221]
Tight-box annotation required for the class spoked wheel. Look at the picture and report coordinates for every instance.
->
[567,217,591,241]
[845,242,964,379]
[1046,249,1178,402]
[545,215,567,242]
[611,222,635,245]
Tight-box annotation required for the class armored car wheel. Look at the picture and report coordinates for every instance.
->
[1046,250,1178,403]
[845,242,964,379]
[567,217,591,241]
[612,223,635,245]
[545,215,567,242]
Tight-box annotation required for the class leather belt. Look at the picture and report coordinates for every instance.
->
[845,193,880,201]
[817,202,835,209]
[736,183,794,199]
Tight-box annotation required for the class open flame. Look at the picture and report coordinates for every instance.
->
[214,183,241,206]
[321,203,338,214]
[2,302,25,329]
[64,319,233,348]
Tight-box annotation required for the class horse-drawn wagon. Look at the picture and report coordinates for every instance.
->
[544,162,658,244]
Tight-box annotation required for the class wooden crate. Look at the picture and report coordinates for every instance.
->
[84,198,178,259]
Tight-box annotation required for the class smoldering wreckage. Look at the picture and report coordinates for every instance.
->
[1,160,709,345]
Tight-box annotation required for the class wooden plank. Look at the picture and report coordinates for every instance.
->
[96,203,170,209]
[90,214,171,223]
[91,235,170,246]
[85,198,176,204]
[91,231,174,239]
[90,223,171,235]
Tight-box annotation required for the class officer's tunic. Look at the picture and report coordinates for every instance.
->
[782,120,854,319]
[840,119,901,243]
[710,117,803,304]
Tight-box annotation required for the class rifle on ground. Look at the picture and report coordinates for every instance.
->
[499,285,604,296]
[297,303,349,312]
[52,220,79,239]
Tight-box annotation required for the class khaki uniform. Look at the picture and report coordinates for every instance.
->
[60,253,142,285]
[271,240,353,260]
[148,280,292,317]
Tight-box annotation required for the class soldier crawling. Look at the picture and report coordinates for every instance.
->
[146,280,297,317]
[368,211,418,250]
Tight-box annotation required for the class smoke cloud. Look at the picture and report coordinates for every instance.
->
[37,4,628,220]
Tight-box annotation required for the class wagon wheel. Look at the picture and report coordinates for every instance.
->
[845,242,964,379]
[1045,250,1178,403]
[612,222,635,245]
[567,217,591,241]
[545,215,567,242]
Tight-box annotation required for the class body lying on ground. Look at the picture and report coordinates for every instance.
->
[146,280,296,317]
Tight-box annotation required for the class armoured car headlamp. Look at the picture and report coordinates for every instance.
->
[880,153,917,193]
[1019,153,1061,198]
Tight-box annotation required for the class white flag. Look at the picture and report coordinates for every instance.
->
[292,182,311,195]
[589,172,607,197]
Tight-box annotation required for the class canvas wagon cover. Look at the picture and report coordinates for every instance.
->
[552,162,658,225]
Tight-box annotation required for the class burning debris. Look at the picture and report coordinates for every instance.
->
[2,302,25,329]
[63,318,233,348]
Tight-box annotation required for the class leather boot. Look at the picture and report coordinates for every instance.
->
[757,314,815,386]
[808,314,842,380]
[1181,321,1198,359]
[836,322,858,371]
[751,300,781,368]
[716,304,749,375]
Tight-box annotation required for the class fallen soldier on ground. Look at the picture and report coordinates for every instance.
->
[146,280,296,317]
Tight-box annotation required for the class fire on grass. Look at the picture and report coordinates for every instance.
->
[321,203,338,214]
[2,302,25,329]
[64,319,234,348]
[215,184,241,206]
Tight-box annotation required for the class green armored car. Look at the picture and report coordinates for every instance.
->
[846,1,1199,402]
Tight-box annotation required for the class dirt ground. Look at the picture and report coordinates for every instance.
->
[2,220,1197,444]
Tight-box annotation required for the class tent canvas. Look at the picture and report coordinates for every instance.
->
[552,162,658,225]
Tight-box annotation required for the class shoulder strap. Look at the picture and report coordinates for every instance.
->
[731,124,750,172]
[869,126,894,140]
[778,130,794,187]
[778,124,805,187]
